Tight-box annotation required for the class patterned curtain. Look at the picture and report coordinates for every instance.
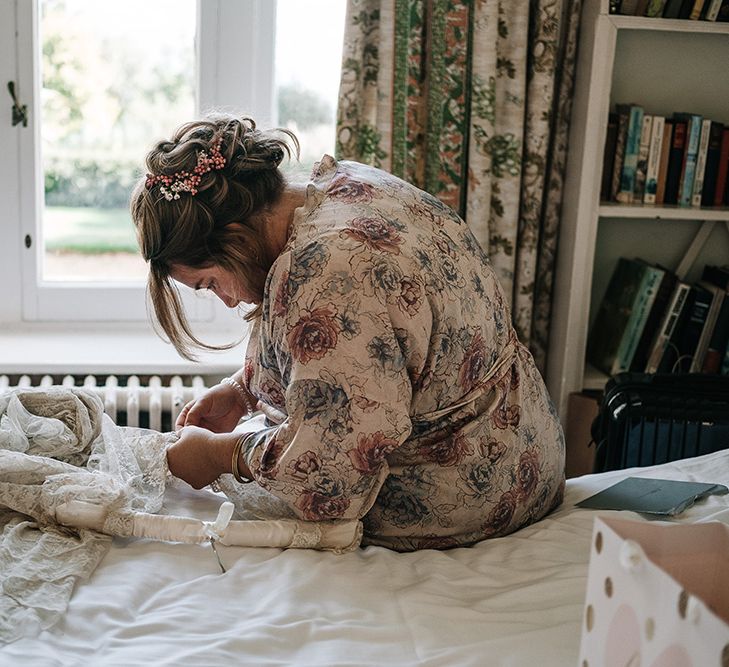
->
[335,0,582,374]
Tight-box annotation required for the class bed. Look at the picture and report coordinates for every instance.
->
[2,447,728,667]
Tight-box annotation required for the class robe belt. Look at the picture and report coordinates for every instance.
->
[412,331,520,425]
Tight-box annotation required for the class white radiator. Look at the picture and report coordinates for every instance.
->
[0,374,210,432]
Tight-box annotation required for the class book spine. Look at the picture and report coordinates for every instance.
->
[645,282,691,373]
[655,120,673,205]
[679,0,696,17]
[690,0,707,18]
[701,122,724,206]
[717,0,729,21]
[689,284,724,371]
[664,121,687,205]
[691,118,712,206]
[678,114,702,207]
[601,115,619,202]
[634,115,653,203]
[619,0,641,12]
[702,264,729,291]
[631,269,676,371]
[705,0,724,19]
[645,0,669,15]
[612,266,663,374]
[701,294,729,372]
[644,116,665,204]
[663,0,685,16]
[714,128,729,206]
[611,106,632,201]
[671,287,712,373]
[617,106,644,203]
[587,258,644,375]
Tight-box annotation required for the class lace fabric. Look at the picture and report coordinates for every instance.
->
[0,387,361,645]
[0,388,169,644]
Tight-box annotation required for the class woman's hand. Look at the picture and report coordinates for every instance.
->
[166,426,235,489]
[175,380,255,432]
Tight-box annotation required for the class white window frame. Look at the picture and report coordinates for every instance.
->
[3,0,276,325]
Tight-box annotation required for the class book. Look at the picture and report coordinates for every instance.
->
[577,477,728,515]
[701,264,729,373]
[705,0,724,19]
[714,128,729,206]
[655,119,673,205]
[678,0,697,17]
[645,0,669,14]
[587,258,656,375]
[702,264,729,291]
[619,0,641,12]
[611,105,633,201]
[658,284,713,373]
[702,296,729,373]
[700,122,725,206]
[691,118,712,206]
[634,115,653,203]
[674,113,703,207]
[643,115,665,204]
[689,0,707,17]
[663,0,685,15]
[635,0,652,12]
[717,0,729,20]
[630,266,677,371]
[689,281,725,371]
[698,266,729,374]
[612,262,665,373]
[644,281,691,372]
[663,120,687,205]
[617,106,645,203]
[601,114,619,202]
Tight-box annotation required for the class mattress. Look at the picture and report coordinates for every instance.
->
[2,449,728,667]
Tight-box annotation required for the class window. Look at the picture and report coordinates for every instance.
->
[39,0,197,284]
[274,0,347,181]
[3,0,345,325]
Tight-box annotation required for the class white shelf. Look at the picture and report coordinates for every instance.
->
[598,204,729,221]
[609,16,729,34]
[546,2,729,423]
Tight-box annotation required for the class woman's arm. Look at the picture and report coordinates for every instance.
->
[175,375,256,432]
[166,426,254,489]
[240,250,417,521]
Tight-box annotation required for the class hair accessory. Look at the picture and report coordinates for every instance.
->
[145,137,226,201]
[231,432,254,484]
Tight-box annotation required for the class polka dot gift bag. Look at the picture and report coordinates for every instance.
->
[578,517,729,667]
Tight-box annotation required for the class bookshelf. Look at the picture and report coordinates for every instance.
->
[546,0,729,421]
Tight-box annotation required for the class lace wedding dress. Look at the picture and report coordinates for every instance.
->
[0,388,360,644]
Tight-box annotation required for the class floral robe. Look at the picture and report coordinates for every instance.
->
[242,156,565,551]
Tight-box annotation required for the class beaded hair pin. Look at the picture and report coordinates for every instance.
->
[145,137,226,201]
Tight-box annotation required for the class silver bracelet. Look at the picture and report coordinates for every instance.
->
[221,376,254,416]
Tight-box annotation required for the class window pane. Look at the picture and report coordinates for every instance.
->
[40,0,197,281]
[274,0,346,180]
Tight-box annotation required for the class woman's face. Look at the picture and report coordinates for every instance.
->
[169,263,251,308]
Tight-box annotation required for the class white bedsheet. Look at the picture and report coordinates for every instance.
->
[3,449,728,667]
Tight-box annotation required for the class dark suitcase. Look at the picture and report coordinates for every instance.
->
[590,373,729,473]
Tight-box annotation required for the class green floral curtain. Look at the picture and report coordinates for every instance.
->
[336,0,582,374]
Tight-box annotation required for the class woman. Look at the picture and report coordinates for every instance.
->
[131,114,565,551]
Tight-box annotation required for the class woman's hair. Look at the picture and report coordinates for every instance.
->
[130,114,299,360]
